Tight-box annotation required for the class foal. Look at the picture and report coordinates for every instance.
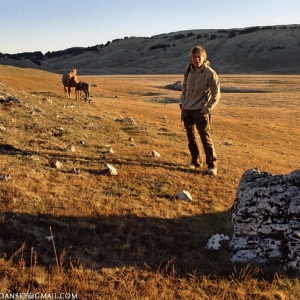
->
[75,81,91,102]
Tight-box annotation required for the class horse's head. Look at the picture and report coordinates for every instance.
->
[69,66,77,78]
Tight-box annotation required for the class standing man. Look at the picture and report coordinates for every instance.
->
[180,45,220,175]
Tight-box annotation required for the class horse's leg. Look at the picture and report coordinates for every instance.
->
[76,89,80,100]
[64,85,68,98]
[68,87,71,98]
[87,86,90,103]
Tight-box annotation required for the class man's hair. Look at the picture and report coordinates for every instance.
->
[189,45,207,60]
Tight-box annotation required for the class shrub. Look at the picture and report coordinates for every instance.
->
[149,44,170,51]
[174,34,185,40]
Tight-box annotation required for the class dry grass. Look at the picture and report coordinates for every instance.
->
[0,65,299,299]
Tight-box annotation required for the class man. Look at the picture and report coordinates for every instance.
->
[180,45,220,175]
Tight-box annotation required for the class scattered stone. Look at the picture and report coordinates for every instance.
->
[230,168,300,270]
[165,81,183,91]
[0,126,6,131]
[1,174,12,181]
[206,233,230,250]
[5,96,13,102]
[115,117,136,123]
[100,147,114,155]
[42,97,52,103]
[30,155,39,160]
[66,144,76,152]
[177,190,192,201]
[107,147,114,154]
[3,96,21,104]
[105,164,118,176]
[71,168,80,174]
[50,160,62,169]
[45,236,54,241]
[152,150,161,158]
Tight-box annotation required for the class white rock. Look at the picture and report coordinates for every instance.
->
[66,144,76,152]
[107,147,114,154]
[206,233,230,250]
[177,190,192,201]
[230,168,300,269]
[152,150,161,157]
[51,160,62,169]
[105,164,118,176]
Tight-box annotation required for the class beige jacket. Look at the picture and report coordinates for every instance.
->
[180,61,220,114]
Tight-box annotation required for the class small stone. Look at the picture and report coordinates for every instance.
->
[71,168,80,174]
[67,144,76,152]
[50,160,62,169]
[152,150,161,157]
[177,190,192,201]
[1,174,12,181]
[105,164,118,176]
[107,147,114,154]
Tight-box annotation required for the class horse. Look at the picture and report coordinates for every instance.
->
[75,81,91,102]
[61,66,79,98]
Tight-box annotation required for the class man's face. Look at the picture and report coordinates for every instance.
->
[191,53,205,69]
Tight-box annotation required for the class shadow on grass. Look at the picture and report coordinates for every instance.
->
[0,210,233,278]
[0,210,297,281]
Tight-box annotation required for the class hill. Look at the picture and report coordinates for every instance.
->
[1,24,300,75]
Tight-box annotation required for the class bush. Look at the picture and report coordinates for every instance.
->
[187,32,196,37]
[228,31,237,39]
[149,44,170,51]
[174,34,185,40]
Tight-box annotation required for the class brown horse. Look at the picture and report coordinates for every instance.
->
[62,66,79,98]
[75,81,91,102]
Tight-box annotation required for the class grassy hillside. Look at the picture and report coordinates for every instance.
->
[0,66,299,299]
[1,25,300,75]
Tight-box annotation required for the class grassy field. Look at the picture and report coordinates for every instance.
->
[0,65,299,299]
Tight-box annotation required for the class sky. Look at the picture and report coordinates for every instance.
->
[0,0,299,54]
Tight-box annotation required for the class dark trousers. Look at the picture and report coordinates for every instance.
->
[182,110,217,169]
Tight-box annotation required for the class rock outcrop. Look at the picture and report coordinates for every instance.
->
[230,168,300,270]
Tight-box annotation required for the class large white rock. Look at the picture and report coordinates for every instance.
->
[230,168,300,269]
